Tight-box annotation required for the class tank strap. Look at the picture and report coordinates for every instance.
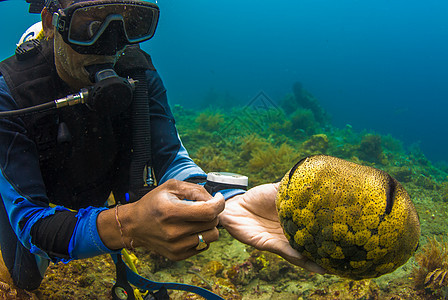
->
[111,253,225,300]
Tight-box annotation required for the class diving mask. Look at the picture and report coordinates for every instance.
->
[50,0,159,55]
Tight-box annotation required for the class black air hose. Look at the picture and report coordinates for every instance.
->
[0,101,55,117]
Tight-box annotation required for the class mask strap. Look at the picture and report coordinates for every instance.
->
[45,0,63,12]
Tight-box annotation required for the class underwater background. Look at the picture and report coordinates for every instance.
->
[1,1,448,299]
[1,0,448,164]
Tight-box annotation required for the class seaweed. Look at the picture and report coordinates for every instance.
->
[412,236,448,292]
[387,166,413,183]
[280,82,331,127]
[301,133,329,156]
[290,108,319,136]
[193,146,231,172]
[440,182,448,202]
[238,134,270,162]
[357,134,386,164]
[195,110,225,132]
[292,81,330,126]
[381,134,404,154]
[246,142,298,186]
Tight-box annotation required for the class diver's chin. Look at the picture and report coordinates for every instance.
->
[78,67,93,86]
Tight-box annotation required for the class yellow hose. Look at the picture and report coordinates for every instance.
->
[121,249,148,300]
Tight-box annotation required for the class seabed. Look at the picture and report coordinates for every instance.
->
[1,89,448,299]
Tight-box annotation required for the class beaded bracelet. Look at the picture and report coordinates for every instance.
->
[115,204,135,250]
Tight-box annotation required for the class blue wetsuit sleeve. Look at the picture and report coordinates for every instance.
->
[146,70,206,183]
[0,77,118,262]
[159,141,206,183]
[68,206,118,260]
[145,71,245,200]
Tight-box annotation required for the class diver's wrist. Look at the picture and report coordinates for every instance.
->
[97,204,136,251]
[97,208,123,250]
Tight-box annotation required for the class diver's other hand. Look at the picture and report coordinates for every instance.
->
[219,183,326,274]
[98,179,225,261]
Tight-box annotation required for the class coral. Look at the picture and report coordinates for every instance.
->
[412,236,448,290]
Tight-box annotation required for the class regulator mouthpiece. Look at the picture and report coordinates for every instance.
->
[86,65,136,116]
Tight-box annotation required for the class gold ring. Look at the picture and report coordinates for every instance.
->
[195,233,208,251]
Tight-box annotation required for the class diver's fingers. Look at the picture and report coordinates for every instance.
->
[273,240,326,274]
[164,179,212,202]
[162,228,219,261]
[286,253,327,274]
[190,229,219,251]
[172,217,220,239]
[273,182,281,190]
[168,192,226,223]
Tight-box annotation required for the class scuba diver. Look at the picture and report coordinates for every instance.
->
[0,0,325,294]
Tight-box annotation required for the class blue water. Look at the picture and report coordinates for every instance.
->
[1,1,447,163]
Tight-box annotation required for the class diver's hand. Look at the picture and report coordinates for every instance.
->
[219,183,326,274]
[98,179,225,261]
